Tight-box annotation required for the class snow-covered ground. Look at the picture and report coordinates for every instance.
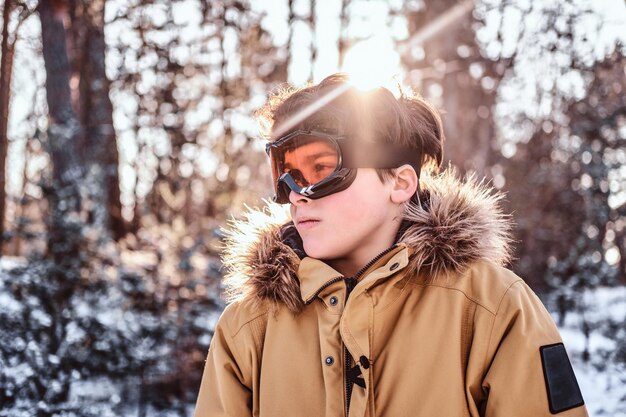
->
[555,287,626,417]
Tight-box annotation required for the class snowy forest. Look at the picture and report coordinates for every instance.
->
[0,0,625,415]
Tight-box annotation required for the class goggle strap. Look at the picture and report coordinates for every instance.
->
[339,141,422,175]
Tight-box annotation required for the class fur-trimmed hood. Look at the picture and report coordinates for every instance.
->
[221,168,514,314]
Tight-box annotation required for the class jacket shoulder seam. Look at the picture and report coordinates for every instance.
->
[481,278,526,375]
[493,278,525,317]
[229,308,270,339]
[412,282,498,315]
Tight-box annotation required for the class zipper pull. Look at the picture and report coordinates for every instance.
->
[344,277,357,300]
[359,355,370,369]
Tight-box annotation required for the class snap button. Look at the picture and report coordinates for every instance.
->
[390,262,399,271]
[325,356,334,366]
[359,355,370,369]
[329,296,338,306]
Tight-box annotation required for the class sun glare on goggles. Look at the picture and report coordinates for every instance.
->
[266,130,422,204]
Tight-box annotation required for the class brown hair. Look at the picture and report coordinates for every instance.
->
[256,73,445,181]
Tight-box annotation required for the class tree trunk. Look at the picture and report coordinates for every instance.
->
[78,0,124,240]
[403,0,499,178]
[287,0,295,74]
[39,0,85,263]
[0,0,15,254]
[309,0,316,81]
[338,0,349,67]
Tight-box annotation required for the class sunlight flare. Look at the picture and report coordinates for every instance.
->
[341,35,404,96]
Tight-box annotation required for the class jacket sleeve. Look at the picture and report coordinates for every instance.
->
[481,280,588,417]
[193,307,254,417]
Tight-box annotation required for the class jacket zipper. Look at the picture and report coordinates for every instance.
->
[343,244,398,416]
[352,244,399,282]
[304,276,344,305]
[344,276,357,417]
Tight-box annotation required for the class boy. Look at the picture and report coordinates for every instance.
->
[193,73,588,417]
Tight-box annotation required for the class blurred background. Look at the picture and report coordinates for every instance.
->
[0,0,625,416]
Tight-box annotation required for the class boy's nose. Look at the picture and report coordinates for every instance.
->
[288,190,311,205]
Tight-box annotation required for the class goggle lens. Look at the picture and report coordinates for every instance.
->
[269,134,340,190]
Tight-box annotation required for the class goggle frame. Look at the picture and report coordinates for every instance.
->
[265,129,354,204]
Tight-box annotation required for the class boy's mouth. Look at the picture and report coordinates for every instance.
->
[296,217,321,230]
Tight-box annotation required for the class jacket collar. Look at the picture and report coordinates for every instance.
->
[221,168,514,314]
[298,244,408,304]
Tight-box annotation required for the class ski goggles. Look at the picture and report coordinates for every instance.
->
[265,129,422,204]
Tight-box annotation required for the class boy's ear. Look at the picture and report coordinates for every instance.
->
[390,165,418,204]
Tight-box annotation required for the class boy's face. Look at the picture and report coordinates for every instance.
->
[289,167,402,271]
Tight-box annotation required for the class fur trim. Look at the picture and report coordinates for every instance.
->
[221,202,304,313]
[399,167,514,281]
[221,169,514,313]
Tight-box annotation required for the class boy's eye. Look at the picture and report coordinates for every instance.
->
[314,164,334,173]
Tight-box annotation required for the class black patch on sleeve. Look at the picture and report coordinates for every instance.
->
[540,343,585,414]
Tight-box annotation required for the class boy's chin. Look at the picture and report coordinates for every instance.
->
[303,240,347,262]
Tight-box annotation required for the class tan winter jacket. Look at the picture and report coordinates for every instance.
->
[193,170,588,417]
